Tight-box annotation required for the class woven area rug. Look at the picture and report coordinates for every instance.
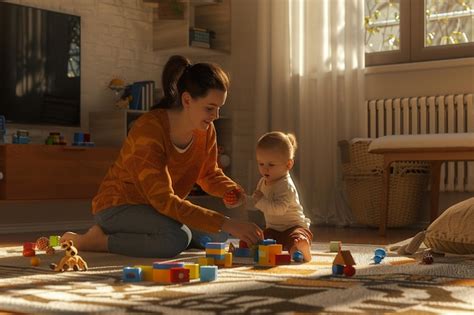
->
[1,241,473,314]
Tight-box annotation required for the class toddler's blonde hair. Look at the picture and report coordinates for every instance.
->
[257,131,297,159]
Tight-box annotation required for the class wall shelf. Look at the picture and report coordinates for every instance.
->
[151,0,231,54]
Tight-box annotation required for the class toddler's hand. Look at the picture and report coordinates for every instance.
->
[253,190,263,202]
[223,188,244,208]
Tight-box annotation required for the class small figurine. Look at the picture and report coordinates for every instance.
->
[50,240,88,272]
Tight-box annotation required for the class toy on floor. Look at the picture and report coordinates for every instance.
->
[421,251,434,265]
[372,248,387,264]
[292,251,304,262]
[332,250,356,277]
[30,256,41,267]
[329,241,342,252]
[49,240,88,272]
[201,242,233,267]
[22,242,36,257]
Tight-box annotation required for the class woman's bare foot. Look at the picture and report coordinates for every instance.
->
[289,237,312,262]
[60,225,108,252]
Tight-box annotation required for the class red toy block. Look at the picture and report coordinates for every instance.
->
[23,249,36,257]
[275,253,291,265]
[23,242,36,250]
[239,240,248,248]
[170,267,190,283]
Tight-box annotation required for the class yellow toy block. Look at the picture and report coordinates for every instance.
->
[153,269,171,283]
[206,248,226,255]
[268,244,283,265]
[136,265,153,281]
[258,245,270,265]
[198,257,215,266]
[224,252,232,267]
[184,263,200,279]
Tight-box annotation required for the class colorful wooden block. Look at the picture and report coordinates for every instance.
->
[170,267,190,283]
[332,264,344,275]
[205,242,226,249]
[275,253,291,265]
[198,257,215,266]
[268,244,283,265]
[184,263,200,279]
[259,239,276,246]
[153,269,171,283]
[206,248,226,255]
[224,252,232,267]
[49,235,60,247]
[200,265,218,282]
[206,254,225,260]
[234,248,251,257]
[136,265,153,281]
[123,267,142,282]
[23,242,35,250]
[329,241,342,252]
[153,261,185,269]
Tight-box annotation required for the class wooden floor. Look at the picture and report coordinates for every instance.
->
[0,226,418,248]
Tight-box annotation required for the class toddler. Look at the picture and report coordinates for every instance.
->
[252,131,313,261]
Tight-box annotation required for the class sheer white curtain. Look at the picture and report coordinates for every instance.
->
[255,0,366,226]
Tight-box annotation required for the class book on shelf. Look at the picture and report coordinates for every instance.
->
[129,81,155,111]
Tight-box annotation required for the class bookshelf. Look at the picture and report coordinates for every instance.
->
[149,0,231,54]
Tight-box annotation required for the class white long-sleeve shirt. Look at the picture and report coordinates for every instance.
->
[254,173,311,232]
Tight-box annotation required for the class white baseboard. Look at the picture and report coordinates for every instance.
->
[0,220,94,234]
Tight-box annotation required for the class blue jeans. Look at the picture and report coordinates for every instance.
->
[94,204,228,258]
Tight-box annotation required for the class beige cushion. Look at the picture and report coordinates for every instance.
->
[424,197,474,254]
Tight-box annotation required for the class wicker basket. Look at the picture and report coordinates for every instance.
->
[340,139,430,227]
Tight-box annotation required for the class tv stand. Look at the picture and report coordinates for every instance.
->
[0,144,119,200]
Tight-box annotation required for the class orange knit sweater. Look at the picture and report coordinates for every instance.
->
[92,109,237,232]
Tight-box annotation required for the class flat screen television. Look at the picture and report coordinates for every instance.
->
[0,3,81,126]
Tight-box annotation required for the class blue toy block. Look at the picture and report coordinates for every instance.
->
[374,248,386,259]
[234,248,251,257]
[332,264,344,275]
[259,239,276,246]
[206,254,225,260]
[206,242,226,249]
[122,266,142,282]
[200,236,212,248]
[200,265,218,282]
[153,262,185,269]
[292,250,304,262]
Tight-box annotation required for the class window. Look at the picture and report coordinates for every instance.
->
[365,0,474,66]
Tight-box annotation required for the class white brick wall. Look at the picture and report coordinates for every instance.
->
[2,0,256,191]
[4,0,162,143]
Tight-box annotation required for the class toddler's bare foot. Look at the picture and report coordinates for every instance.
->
[60,224,108,252]
[289,237,312,262]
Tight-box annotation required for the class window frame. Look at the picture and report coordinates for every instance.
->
[366,0,474,66]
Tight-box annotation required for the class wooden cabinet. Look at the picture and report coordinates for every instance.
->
[148,0,231,54]
[0,144,120,200]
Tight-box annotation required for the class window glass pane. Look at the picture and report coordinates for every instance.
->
[365,0,401,52]
[425,0,474,47]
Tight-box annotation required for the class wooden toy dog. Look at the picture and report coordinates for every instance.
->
[50,240,88,272]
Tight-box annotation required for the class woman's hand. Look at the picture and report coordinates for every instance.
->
[221,217,263,246]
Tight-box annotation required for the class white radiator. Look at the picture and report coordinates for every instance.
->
[366,94,474,192]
